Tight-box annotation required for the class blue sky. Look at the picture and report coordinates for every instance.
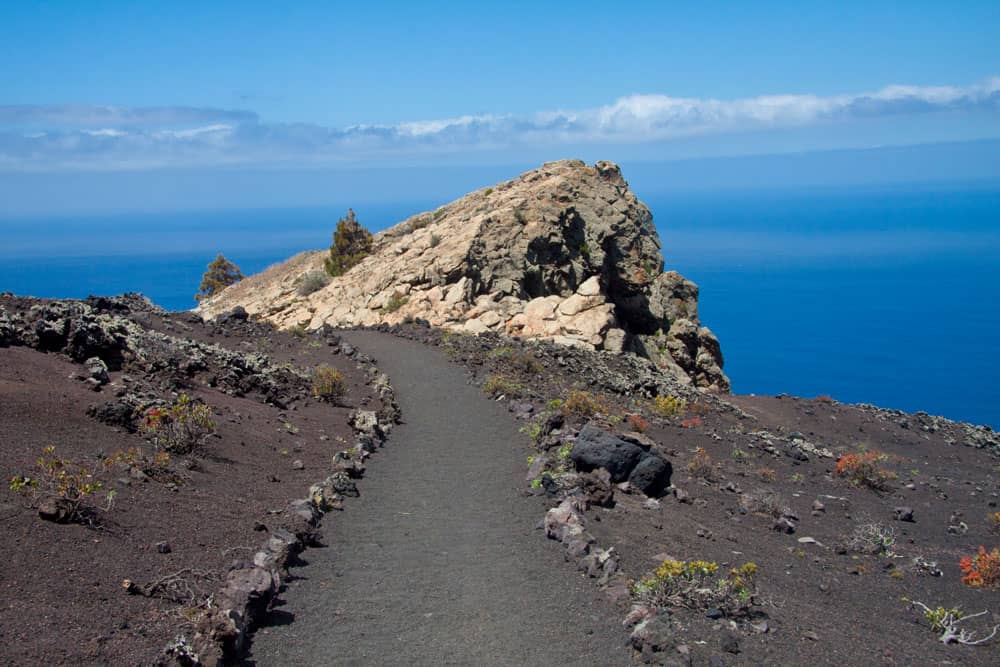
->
[0,1,998,212]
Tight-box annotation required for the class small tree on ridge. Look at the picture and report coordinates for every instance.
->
[325,208,373,277]
[195,253,244,302]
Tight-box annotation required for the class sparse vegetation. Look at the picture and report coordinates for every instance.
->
[10,446,115,523]
[381,291,409,314]
[835,451,897,491]
[561,390,606,418]
[631,559,759,617]
[756,466,777,482]
[626,414,650,433]
[651,395,687,419]
[739,489,787,518]
[429,233,441,248]
[909,601,999,645]
[195,253,244,302]
[844,521,896,556]
[141,394,216,454]
[482,374,524,398]
[325,208,374,277]
[295,270,330,296]
[687,446,714,480]
[959,547,1000,589]
[312,364,347,403]
[513,209,526,224]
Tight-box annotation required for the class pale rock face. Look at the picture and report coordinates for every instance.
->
[197,160,729,391]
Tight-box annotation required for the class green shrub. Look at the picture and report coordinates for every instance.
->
[631,559,759,617]
[561,390,606,418]
[381,291,409,314]
[312,365,347,403]
[325,209,373,277]
[140,394,216,454]
[296,270,330,296]
[482,374,524,398]
[651,395,687,419]
[10,446,116,523]
[195,253,244,302]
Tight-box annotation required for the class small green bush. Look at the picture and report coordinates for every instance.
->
[312,365,347,403]
[381,292,409,314]
[195,254,244,302]
[561,390,606,418]
[296,270,330,296]
[632,559,759,617]
[651,395,687,419]
[482,374,524,398]
[10,446,115,523]
[140,394,216,454]
[325,209,373,277]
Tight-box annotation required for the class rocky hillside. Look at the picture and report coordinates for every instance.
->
[197,160,729,392]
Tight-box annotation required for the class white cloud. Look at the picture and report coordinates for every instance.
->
[0,78,997,171]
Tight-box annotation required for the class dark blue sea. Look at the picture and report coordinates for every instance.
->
[2,185,998,428]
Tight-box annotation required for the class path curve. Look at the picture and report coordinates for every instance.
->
[249,331,628,665]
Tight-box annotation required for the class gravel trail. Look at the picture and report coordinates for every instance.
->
[248,331,628,666]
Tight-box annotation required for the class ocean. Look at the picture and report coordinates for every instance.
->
[2,184,998,428]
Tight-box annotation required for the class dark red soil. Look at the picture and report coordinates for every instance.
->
[388,323,1000,666]
[0,298,377,665]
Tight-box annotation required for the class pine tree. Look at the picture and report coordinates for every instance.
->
[324,209,373,277]
[195,253,244,302]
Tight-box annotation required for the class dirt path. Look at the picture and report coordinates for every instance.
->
[248,331,628,666]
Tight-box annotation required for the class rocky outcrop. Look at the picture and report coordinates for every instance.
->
[197,160,729,391]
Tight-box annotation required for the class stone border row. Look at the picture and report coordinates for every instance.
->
[167,350,400,666]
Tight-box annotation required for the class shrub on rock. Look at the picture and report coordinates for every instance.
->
[325,209,373,277]
[295,271,331,296]
[195,254,244,302]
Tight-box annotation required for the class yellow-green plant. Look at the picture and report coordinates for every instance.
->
[381,291,409,314]
[10,446,115,522]
[312,365,347,403]
[140,394,216,454]
[651,395,687,419]
[561,390,606,418]
[482,374,524,398]
[631,558,759,616]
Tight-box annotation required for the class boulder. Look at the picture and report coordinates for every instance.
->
[570,423,644,482]
[628,454,673,497]
[194,160,729,390]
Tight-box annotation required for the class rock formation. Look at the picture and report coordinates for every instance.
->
[197,160,729,391]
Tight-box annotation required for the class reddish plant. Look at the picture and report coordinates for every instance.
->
[959,547,1000,589]
[680,417,702,429]
[626,414,650,433]
[834,451,897,491]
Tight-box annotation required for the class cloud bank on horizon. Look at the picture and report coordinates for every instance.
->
[2,78,997,171]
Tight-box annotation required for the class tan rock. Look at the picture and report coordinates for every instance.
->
[195,160,729,391]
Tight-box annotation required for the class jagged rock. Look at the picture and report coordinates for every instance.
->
[196,160,728,391]
[579,468,615,507]
[84,356,110,385]
[87,397,140,432]
[570,423,644,482]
